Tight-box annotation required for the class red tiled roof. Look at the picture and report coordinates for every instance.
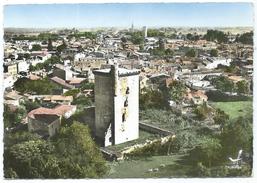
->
[28,105,76,119]
[50,76,75,89]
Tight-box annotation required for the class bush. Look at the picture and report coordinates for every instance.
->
[124,136,181,159]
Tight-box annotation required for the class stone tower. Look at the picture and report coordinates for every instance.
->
[93,63,140,147]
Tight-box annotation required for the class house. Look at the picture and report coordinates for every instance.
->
[4,62,18,76]
[27,105,76,137]
[52,64,74,81]
[4,90,24,107]
[186,90,208,105]
[50,76,75,91]
[28,95,73,105]
[17,60,30,73]
[204,57,232,69]
[4,73,16,89]
[68,78,86,88]
[227,75,245,83]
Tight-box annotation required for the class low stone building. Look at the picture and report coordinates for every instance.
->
[27,105,76,137]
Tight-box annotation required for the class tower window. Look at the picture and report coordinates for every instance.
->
[124,98,128,107]
[122,113,126,122]
[126,87,130,94]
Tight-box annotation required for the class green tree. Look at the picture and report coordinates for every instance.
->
[48,39,53,51]
[4,140,59,178]
[188,137,222,167]
[14,77,60,95]
[64,89,80,98]
[147,29,165,37]
[220,116,252,157]
[81,81,94,90]
[211,76,235,92]
[4,105,26,129]
[210,49,218,57]
[194,102,212,120]
[236,31,253,45]
[57,41,67,53]
[31,44,42,51]
[129,31,144,45]
[54,122,108,178]
[4,131,41,148]
[167,81,187,103]
[22,99,41,112]
[186,49,196,57]
[24,53,31,59]
[165,48,174,56]
[72,95,93,106]
[236,80,249,94]
[139,88,167,110]
[213,108,229,131]
[204,30,228,43]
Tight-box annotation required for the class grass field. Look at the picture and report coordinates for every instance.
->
[104,154,191,178]
[211,101,253,120]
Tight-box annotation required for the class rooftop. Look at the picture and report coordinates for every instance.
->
[28,104,76,120]
[93,67,140,77]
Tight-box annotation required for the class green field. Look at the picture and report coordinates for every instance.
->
[104,154,191,178]
[211,101,253,120]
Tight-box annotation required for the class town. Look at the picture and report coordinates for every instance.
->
[3,25,253,178]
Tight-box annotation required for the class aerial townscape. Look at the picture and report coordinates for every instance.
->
[3,3,253,179]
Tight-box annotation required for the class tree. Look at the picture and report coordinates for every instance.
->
[139,88,167,110]
[48,39,53,51]
[4,122,108,178]
[4,140,59,178]
[72,95,93,106]
[147,29,165,37]
[194,102,212,120]
[64,89,80,98]
[167,80,187,103]
[54,122,108,178]
[57,41,67,53]
[31,44,42,51]
[213,108,229,131]
[236,80,249,94]
[14,77,60,95]
[235,31,253,45]
[24,53,31,59]
[165,48,174,56]
[22,99,41,112]
[220,116,252,157]
[129,31,144,45]
[186,49,196,57]
[188,137,222,167]
[211,76,235,92]
[210,49,218,57]
[204,30,228,43]
[81,81,94,90]
[4,105,26,129]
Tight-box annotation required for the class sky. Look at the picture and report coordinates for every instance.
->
[3,3,254,28]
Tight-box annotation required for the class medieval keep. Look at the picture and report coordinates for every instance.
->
[93,63,140,147]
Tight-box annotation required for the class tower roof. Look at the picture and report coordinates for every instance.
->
[93,67,140,77]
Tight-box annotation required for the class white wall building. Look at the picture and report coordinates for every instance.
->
[17,60,30,73]
[205,58,232,69]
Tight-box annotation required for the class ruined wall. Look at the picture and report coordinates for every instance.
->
[48,118,61,137]
[52,68,66,80]
[94,74,114,142]
[28,117,49,136]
